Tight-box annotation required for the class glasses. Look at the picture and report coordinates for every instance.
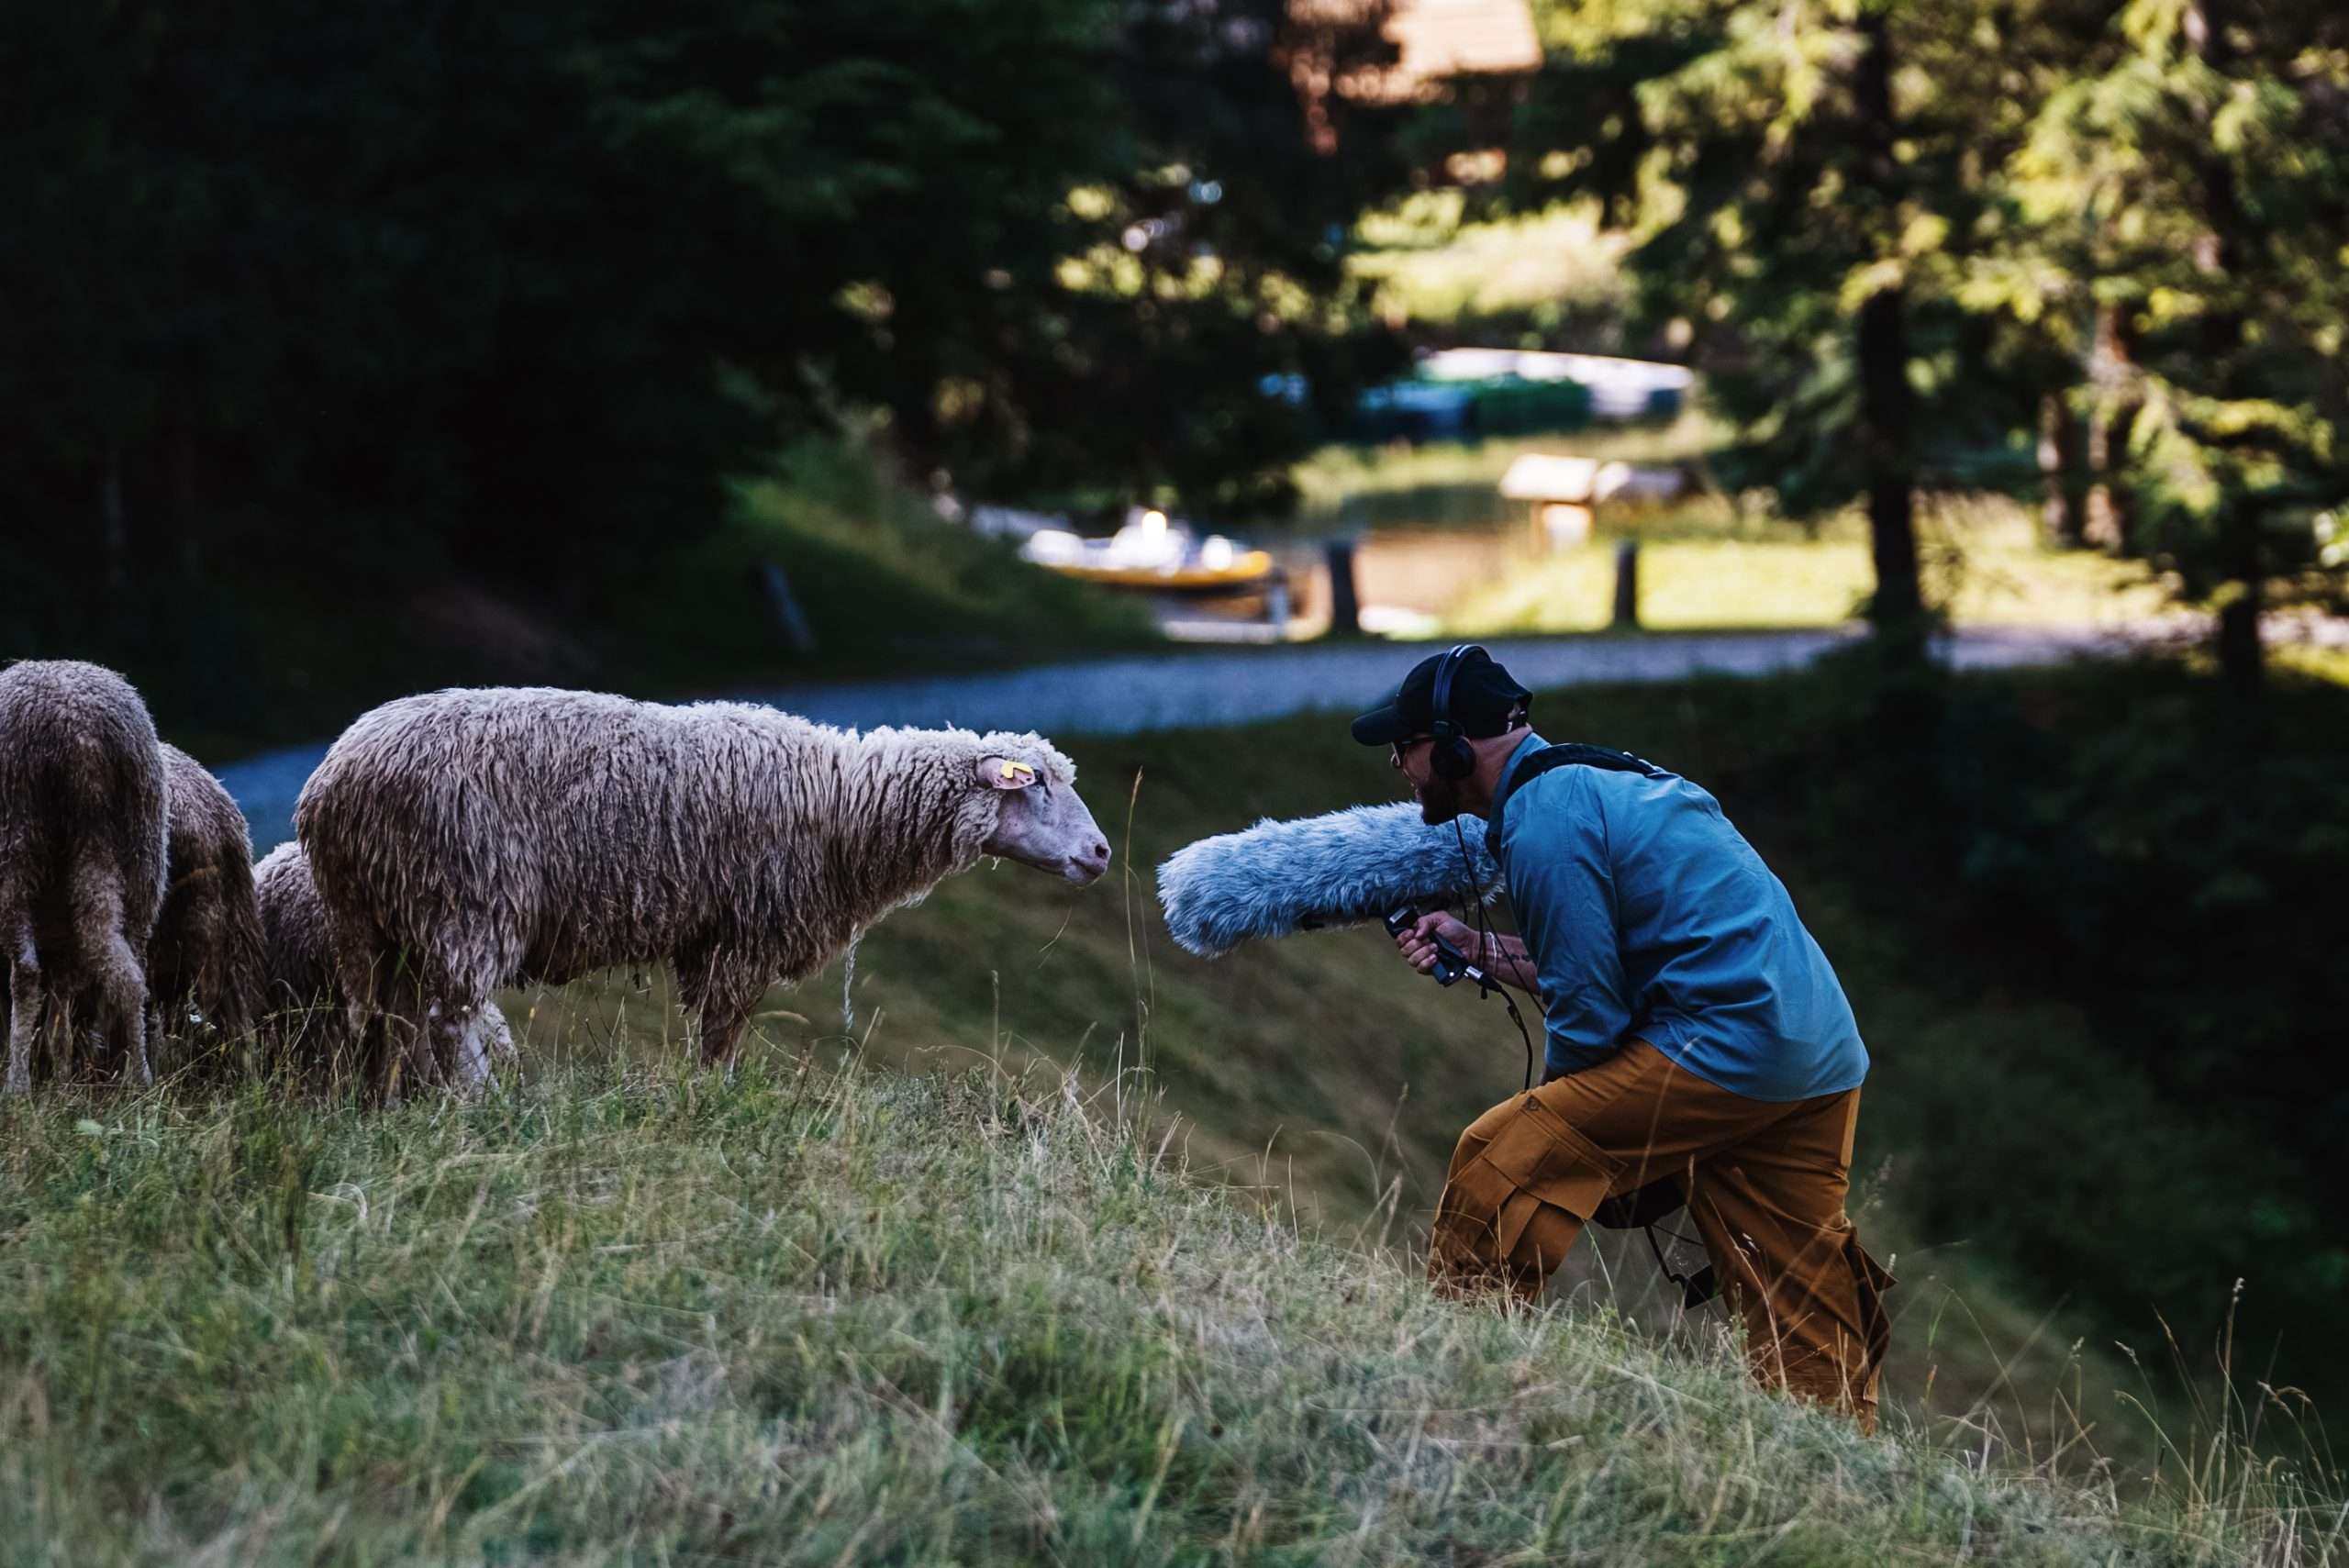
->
[1390,735,1434,769]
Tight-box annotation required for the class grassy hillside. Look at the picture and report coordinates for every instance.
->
[618,439,1163,694]
[163,438,1157,762]
[491,662,2349,1479]
[2,1059,2335,1563]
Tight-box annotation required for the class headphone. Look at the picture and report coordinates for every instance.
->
[1428,643,1483,782]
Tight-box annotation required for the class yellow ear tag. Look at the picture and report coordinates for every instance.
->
[1000,761,1034,782]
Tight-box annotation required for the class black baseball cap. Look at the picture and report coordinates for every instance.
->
[1350,646,1532,747]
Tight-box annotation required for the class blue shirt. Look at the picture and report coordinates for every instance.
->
[1485,733,1867,1102]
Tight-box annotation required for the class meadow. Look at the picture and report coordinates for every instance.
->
[491,659,2349,1481]
[7,657,2346,1562]
[5,1054,2339,1564]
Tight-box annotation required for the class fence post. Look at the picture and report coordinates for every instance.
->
[1611,540,1640,628]
[1325,538,1361,638]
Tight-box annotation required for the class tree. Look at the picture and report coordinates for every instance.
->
[0,0,1409,723]
[2009,0,2349,717]
[1480,1,2171,662]
[839,0,1408,517]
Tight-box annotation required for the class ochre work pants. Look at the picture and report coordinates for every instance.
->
[1430,1040,1893,1430]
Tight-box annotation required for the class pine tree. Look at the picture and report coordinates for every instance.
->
[2010,0,2349,716]
[1495,0,2076,660]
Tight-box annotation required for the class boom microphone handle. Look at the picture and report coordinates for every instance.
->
[1383,904,1485,989]
[1385,902,1531,1091]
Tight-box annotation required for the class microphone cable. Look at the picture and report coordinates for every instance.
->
[1451,810,1537,1094]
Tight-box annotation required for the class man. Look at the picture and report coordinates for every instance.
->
[1351,644,1893,1430]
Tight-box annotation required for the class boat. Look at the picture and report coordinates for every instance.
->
[1019,508,1275,592]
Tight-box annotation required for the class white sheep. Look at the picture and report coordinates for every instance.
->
[294,687,1110,1093]
[253,841,511,1078]
[0,660,168,1092]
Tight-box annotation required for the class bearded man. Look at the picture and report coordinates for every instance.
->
[1353,644,1894,1429]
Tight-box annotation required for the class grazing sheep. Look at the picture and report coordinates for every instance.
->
[295,687,1111,1093]
[253,841,511,1073]
[253,842,336,1033]
[0,660,168,1092]
[148,743,267,1072]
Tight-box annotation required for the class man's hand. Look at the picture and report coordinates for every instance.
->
[1395,910,1475,976]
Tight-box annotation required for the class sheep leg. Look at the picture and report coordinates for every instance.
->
[66,856,150,1088]
[385,973,444,1100]
[331,938,440,1102]
[5,940,38,1096]
[434,995,495,1095]
[455,1002,517,1080]
[342,957,428,1103]
[474,1004,516,1065]
[103,931,153,1088]
[676,952,763,1068]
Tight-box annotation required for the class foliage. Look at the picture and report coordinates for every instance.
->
[1999,0,2349,706]
[1935,661,2349,1244]
[1347,193,1635,346]
[1467,0,2349,694]
[0,0,1408,690]
[1462,0,2053,647]
[2,1058,2342,1562]
[849,0,1414,518]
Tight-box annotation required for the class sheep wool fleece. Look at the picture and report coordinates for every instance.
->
[251,841,512,1073]
[1431,1041,1894,1430]
[295,686,1079,1081]
[0,659,168,1090]
[150,742,267,1057]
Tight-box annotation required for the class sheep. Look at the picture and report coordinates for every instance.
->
[147,743,268,1074]
[294,687,1111,1093]
[253,841,337,1040]
[252,840,511,1075]
[0,660,168,1092]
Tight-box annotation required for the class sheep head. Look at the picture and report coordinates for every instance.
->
[974,742,1110,886]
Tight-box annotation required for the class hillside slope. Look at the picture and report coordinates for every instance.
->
[507,666,2343,1475]
[1,1061,2330,1563]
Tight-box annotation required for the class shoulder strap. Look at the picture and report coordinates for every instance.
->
[1485,742,1670,862]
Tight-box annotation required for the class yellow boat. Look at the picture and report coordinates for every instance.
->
[1020,509,1276,593]
[1041,550,1275,591]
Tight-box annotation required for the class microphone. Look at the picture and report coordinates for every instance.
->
[1156,801,1499,958]
[1382,903,1488,989]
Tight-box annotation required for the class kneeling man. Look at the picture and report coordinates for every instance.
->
[1354,645,1894,1429]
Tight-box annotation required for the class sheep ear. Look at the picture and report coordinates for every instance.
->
[979,756,1038,791]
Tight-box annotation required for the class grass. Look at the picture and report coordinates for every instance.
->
[1445,503,2178,634]
[2277,644,2349,686]
[1293,401,2183,635]
[618,438,1163,691]
[1291,409,1730,518]
[146,438,1161,762]
[3,1056,2341,1563]
[488,666,2347,1481]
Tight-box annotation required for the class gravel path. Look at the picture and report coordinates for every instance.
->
[216,625,2140,852]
